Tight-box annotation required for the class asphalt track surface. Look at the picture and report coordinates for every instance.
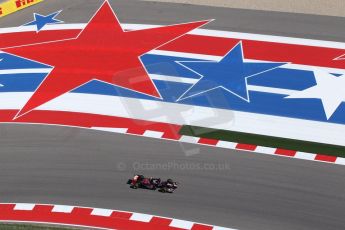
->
[0,1,345,230]
[2,0,345,41]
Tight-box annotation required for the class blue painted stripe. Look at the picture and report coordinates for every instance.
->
[0,53,49,69]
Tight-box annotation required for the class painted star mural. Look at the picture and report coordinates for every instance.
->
[4,1,210,119]
[176,42,286,102]
[23,10,63,32]
[286,69,345,119]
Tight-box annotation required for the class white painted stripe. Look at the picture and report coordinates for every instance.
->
[14,203,35,210]
[295,152,317,161]
[179,135,200,144]
[216,141,237,149]
[0,68,51,75]
[335,157,345,165]
[130,213,153,222]
[3,203,239,230]
[4,203,238,230]
[1,92,345,146]
[51,205,74,213]
[281,63,345,75]
[0,24,85,33]
[143,130,164,138]
[150,74,197,84]
[190,27,345,49]
[149,49,220,61]
[150,50,345,75]
[255,146,276,155]
[2,23,345,49]
[91,208,113,217]
[152,74,297,95]
[248,85,296,95]
[169,219,195,229]
[92,127,128,134]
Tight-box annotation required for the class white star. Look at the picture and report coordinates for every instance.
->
[286,69,345,120]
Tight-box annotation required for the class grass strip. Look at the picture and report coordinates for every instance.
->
[179,125,345,158]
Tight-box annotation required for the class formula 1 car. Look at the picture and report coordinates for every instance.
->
[127,175,161,190]
[127,175,178,193]
[158,179,178,193]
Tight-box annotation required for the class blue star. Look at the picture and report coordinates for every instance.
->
[176,42,287,102]
[23,10,63,32]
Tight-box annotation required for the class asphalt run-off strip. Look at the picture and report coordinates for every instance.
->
[0,203,235,230]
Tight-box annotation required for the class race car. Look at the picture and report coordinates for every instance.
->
[158,178,178,193]
[127,174,161,190]
[127,175,178,193]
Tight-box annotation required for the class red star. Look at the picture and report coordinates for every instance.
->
[4,1,210,119]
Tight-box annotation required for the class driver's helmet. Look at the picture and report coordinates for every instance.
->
[143,178,150,184]
[167,179,173,184]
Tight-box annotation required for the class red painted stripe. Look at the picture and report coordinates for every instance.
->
[162,35,345,69]
[274,148,297,157]
[0,204,16,212]
[31,205,54,219]
[0,110,182,139]
[198,137,219,146]
[162,34,240,56]
[1,29,345,69]
[162,129,182,140]
[235,143,257,151]
[0,205,183,230]
[191,223,214,230]
[315,154,337,163]
[126,127,146,135]
[71,207,93,216]
[149,216,173,226]
[0,30,80,49]
[111,211,132,219]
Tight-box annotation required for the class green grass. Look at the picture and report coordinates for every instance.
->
[0,224,81,230]
[179,125,345,158]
